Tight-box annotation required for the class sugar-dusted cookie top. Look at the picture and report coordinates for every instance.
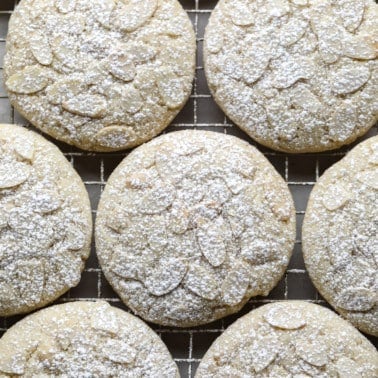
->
[303,136,378,336]
[0,301,179,377]
[4,0,195,151]
[0,124,92,316]
[96,130,295,326]
[204,0,377,153]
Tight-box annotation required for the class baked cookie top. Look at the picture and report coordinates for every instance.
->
[96,130,295,327]
[204,0,378,153]
[0,301,179,377]
[4,0,195,151]
[303,136,378,336]
[195,301,378,377]
[0,124,92,316]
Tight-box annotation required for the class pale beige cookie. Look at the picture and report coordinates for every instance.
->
[195,301,378,377]
[0,124,92,317]
[95,130,295,327]
[204,0,378,153]
[303,136,378,336]
[3,0,195,151]
[0,301,179,377]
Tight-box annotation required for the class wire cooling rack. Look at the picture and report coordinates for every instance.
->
[0,1,377,376]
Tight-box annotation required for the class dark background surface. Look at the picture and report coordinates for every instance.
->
[0,1,376,376]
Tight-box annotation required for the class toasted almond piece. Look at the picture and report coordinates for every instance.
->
[55,0,76,13]
[266,0,290,18]
[290,0,308,5]
[32,189,61,214]
[6,65,49,94]
[295,338,328,367]
[242,44,271,84]
[0,213,8,229]
[322,184,351,211]
[62,94,107,118]
[37,338,60,360]
[329,104,357,142]
[291,85,322,114]
[227,0,254,26]
[96,126,137,150]
[336,287,376,311]
[205,30,223,54]
[168,204,190,234]
[250,336,278,372]
[280,17,308,47]
[185,263,219,300]
[221,261,250,306]
[108,52,136,82]
[103,339,137,364]
[0,353,26,375]
[0,161,30,189]
[356,170,378,189]
[90,304,119,334]
[0,281,15,302]
[13,135,35,162]
[264,305,306,329]
[106,210,129,232]
[113,0,157,32]
[157,71,186,109]
[337,0,365,32]
[335,357,361,378]
[51,35,79,68]
[64,226,86,250]
[197,218,227,267]
[94,0,115,28]
[30,32,53,66]
[125,171,154,190]
[266,187,293,221]
[110,249,144,281]
[145,257,188,296]
[241,234,275,264]
[139,183,176,215]
[272,57,313,89]
[119,85,143,114]
[126,42,157,64]
[46,77,88,105]
[330,64,370,95]
[343,36,377,60]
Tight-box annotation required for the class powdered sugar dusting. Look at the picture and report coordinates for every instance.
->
[204,0,378,152]
[0,124,92,316]
[303,136,378,336]
[96,130,296,327]
[4,0,195,151]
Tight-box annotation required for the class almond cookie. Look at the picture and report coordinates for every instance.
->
[195,301,378,377]
[95,130,295,327]
[0,124,92,316]
[303,136,378,336]
[204,0,378,153]
[0,301,179,377]
[3,0,195,151]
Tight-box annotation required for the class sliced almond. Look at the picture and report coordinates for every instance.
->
[242,44,271,84]
[157,71,186,109]
[16,259,44,305]
[125,171,154,190]
[96,126,137,149]
[94,0,115,28]
[168,204,190,234]
[90,304,119,334]
[103,339,137,364]
[329,104,357,142]
[62,94,108,118]
[265,0,290,18]
[185,263,219,300]
[0,353,26,375]
[241,234,275,264]
[322,184,351,211]
[51,35,79,68]
[295,338,328,367]
[290,0,308,5]
[30,32,53,66]
[37,338,59,360]
[13,135,35,162]
[110,246,145,281]
[145,257,187,296]
[139,183,176,215]
[205,30,223,54]
[118,85,143,114]
[108,53,136,82]
[126,41,157,64]
[337,0,365,32]
[0,161,30,189]
[250,335,278,372]
[197,218,227,267]
[64,226,86,250]
[46,77,88,105]
[343,36,377,60]
[227,0,254,26]
[221,261,250,306]
[280,17,308,47]
[264,305,306,329]
[6,65,49,94]
[331,64,370,95]
[272,57,313,89]
[31,189,61,214]
[55,0,76,13]
[335,357,361,378]
[113,0,157,32]
[265,187,293,221]
[0,281,15,303]
[291,85,322,114]
[356,170,378,189]
[336,287,376,311]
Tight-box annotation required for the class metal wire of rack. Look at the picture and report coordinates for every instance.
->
[0,1,377,377]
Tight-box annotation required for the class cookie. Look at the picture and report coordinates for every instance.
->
[0,301,178,377]
[0,124,92,316]
[95,130,295,327]
[302,136,378,336]
[4,0,195,151]
[204,0,378,153]
[195,301,378,377]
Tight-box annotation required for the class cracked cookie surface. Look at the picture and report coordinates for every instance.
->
[0,124,92,316]
[195,301,378,377]
[95,130,295,327]
[204,0,378,153]
[4,0,195,151]
[0,301,178,377]
[303,136,378,336]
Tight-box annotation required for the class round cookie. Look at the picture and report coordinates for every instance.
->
[303,136,378,336]
[95,130,295,327]
[195,301,378,377]
[204,0,378,153]
[0,301,179,377]
[0,124,92,316]
[4,0,195,152]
